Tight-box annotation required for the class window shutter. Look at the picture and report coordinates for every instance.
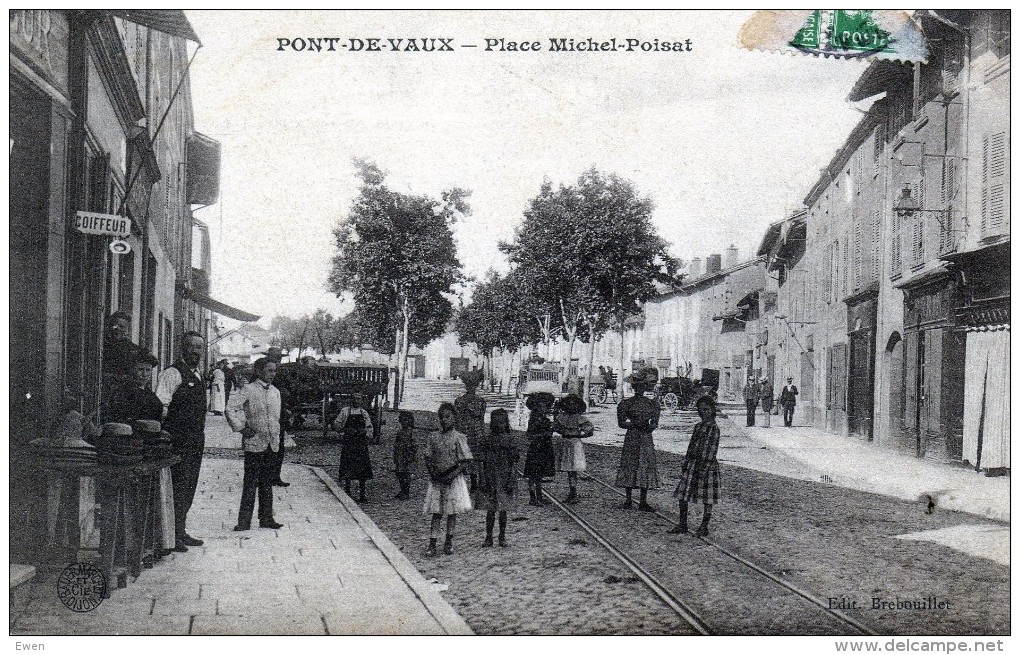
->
[842,238,849,297]
[871,210,881,281]
[853,217,863,291]
[982,132,1010,236]
[912,218,924,264]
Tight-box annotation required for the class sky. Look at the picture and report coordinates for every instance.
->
[185,10,872,325]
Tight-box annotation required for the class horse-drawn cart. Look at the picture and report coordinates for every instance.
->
[279,361,388,440]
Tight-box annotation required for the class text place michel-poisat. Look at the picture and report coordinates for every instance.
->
[274,37,693,53]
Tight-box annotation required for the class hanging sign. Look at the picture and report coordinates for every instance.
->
[109,240,131,255]
[74,211,132,237]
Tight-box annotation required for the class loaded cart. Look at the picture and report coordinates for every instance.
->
[316,362,389,440]
[279,361,388,441]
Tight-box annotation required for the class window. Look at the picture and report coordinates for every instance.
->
[912,218,925,264]
[981,131,1009,238]
[891,207,902,274]
[853,217,863,292]
[842,237,849,298]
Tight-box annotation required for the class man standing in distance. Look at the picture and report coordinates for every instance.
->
[779,376,799,427]
[157,330,208,551]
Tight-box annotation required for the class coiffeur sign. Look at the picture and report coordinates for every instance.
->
[74,211,132,237]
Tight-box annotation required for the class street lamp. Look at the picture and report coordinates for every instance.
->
[893,185,965,234]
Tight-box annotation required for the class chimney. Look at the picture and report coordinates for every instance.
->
[725,244,739,270]
[689,257,702,277]
[706,254,722,275]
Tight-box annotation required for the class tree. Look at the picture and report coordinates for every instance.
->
[500,168,681,397]
[455,269,540,386]
[328,159,468,404]
[268,315,310,359]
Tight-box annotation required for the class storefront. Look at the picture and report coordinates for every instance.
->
[944,242,1010,473]
[899,271,966,462]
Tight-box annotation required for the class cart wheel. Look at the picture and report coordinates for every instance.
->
[663,392,679,412]
[596,387,608,405]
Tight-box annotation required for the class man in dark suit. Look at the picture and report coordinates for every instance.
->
[156,331,208,551]
[779,377,799,427]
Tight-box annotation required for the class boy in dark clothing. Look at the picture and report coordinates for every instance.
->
[393,411,417,500]
[106,351,163,424]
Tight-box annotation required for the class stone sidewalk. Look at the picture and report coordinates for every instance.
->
[11,458,472,635]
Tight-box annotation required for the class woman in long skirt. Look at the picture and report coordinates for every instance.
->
[615,368,661,511]
[670,396,721,537]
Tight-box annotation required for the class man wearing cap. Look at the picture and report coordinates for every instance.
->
[264,346,290,487]
[742,377,759,427]
[156,331,208,551]
[779,377,799,427]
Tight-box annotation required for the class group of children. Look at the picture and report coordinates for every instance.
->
[334,377,723,555]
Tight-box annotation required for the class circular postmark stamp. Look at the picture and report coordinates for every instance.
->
[56,562,107,612]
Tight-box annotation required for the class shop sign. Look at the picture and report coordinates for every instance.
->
[109,240,131,255]
[10,11,69,97]
[74,211,132,238]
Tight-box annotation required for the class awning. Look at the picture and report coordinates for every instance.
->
[181,286,261,322]
[108,10,201,44]
[192,292,260,322]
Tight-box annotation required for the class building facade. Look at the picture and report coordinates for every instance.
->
[10,10,221,560]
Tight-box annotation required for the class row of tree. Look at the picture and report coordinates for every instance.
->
[456,168,681,396]
[321,159,681,404]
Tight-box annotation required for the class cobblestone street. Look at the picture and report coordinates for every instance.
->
[279,400,1010,636]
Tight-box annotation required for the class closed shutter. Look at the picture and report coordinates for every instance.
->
[912,218,925,264]
[842,238,849,297]
[853,217,863,291]
[939,158,956,254]
[871,210,881,282]
[891,209,902,273]
[981,132,1009,236]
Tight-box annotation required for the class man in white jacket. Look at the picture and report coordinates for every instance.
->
[226,357,284,531]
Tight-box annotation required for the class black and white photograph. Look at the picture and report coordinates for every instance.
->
[8,8,1011,649]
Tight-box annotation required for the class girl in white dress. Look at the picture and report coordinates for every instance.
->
[423,402,473,557]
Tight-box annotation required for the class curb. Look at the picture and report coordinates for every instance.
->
[305,465,474,636]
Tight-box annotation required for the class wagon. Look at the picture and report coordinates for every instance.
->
[587,371,618,406]
[278,361,388,441]
[655,369,719,413]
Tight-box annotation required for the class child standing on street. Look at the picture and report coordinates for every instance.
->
[393,410,417,500]
[339,412,373,502]
[670,396,721,537]
[423,403,473,557]
[553,394,593,504]
[522,392,556,506]
[477,409,518,547]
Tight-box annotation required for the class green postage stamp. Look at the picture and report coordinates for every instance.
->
[739,10,930,62]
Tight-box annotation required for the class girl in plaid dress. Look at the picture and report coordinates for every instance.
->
[670,396,721,537]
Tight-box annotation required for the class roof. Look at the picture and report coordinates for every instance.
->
[675,256,767,294]
[756,220,784,257]
[847,59,913,102]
